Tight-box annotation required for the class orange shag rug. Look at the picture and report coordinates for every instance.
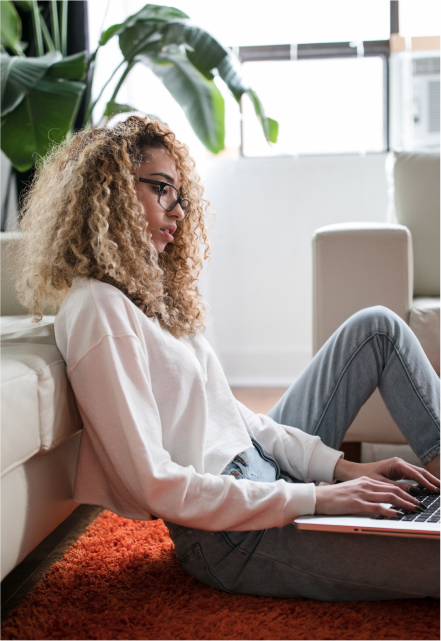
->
[2,511,439,640]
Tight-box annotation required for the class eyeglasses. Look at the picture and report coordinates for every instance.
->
[136,177,190,219]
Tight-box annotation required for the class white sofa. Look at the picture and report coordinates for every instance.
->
[1,233,82,580]
[312,151,440,447]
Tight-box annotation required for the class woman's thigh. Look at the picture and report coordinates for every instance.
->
[268,306,440,461]
[166,521,440,601]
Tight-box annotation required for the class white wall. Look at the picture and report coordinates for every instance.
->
[203,152,390,386]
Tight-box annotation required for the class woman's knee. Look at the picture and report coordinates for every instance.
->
[345,305,403,333]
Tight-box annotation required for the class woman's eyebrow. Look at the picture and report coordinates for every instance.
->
[149,172,175,183]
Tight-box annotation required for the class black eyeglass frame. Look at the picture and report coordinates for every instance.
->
[136,177,190,219]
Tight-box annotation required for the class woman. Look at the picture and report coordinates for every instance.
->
[16,116,440,601]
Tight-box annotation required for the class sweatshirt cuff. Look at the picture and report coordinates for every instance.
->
[284,482,316,522]
[307,439,344,484]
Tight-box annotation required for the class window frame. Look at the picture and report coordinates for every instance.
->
[237,41,390,157]
[235,1,398,157]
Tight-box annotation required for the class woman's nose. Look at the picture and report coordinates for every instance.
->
[170,203,185,221]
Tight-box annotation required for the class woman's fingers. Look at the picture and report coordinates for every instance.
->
[407,463,440,491]
[359,476,419,503]
[315,474,436,517]
[365,490,420,513]
[358,502,404,519]
[371,458,440,493]
[374,478,412,492]
[351,478,422,513]
[390,460,440,492]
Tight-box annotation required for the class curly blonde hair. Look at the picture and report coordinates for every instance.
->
[15,116,211,338]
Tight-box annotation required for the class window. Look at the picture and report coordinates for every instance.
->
[241,53,386,156]
[399,1,441,38]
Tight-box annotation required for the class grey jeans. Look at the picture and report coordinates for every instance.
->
[165,306,440,601]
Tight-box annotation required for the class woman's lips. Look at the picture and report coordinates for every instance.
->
[160,228,175,242]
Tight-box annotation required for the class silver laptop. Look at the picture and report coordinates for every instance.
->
[294,483,440,539]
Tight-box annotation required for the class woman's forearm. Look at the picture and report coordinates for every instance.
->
[333,457,361,482]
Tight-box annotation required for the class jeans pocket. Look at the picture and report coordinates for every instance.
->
[221,460,245,479]
[176,543,232,593]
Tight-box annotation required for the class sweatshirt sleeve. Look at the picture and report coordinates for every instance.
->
[68,334,318,531]
[235,400,343,484]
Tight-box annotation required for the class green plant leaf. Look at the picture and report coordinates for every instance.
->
[103,100,137,118]
[217,53,279,143]
[1,77,85,171]
[1,1,21,50]
[100,4,189,47]
[118,18,227,78]
[99,22,124,47]
[45,51,87,79]
[266,117,278,143]
[1,51,61,115]
[217,53,249,101]
[0,54,21,112]
[162,21,227,77]
[246,88,278,143]
[118,23,162,61]
[14,1,34,11]
[141,51,225,153]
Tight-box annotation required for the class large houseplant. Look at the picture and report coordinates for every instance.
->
[1,0,278,175]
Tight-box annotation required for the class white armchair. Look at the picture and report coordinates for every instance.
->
[312,152,440,449]
[1,232,82,580]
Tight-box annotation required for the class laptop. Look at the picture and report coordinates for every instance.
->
[294,483,440,539]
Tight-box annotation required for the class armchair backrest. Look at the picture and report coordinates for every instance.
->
[394,152,440,297]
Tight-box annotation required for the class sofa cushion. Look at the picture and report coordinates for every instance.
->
[394,152,440,297]
[408,297,440,376]
[1,316,82,477]
[1,358,40,478]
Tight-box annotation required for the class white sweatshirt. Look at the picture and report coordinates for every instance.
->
[54,277,342,531]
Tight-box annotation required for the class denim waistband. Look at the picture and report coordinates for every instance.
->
[221,438,299,484]
[164,439,301,540]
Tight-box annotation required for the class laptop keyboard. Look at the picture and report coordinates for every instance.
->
[394,488,440,523]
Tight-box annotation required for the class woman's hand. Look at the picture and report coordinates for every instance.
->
[315,476,424,518]
[333,456,440,493]
[314,456,440,518]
